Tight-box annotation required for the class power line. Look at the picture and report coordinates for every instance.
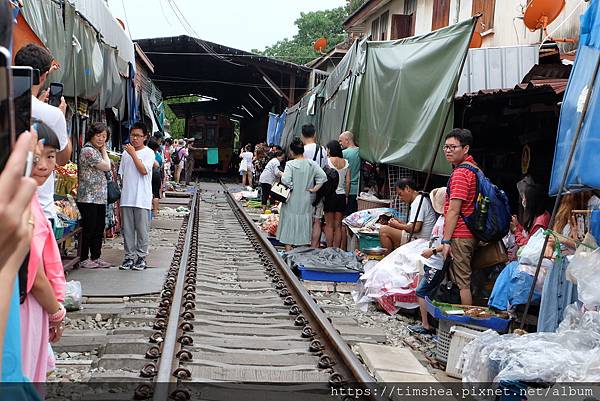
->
[120,0,133,40]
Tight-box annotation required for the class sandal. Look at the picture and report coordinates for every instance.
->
[408,325,436,335]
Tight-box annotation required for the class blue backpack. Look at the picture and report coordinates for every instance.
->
[451,163,511,243]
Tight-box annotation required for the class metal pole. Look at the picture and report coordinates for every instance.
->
[520,53,600,330]
[407,16,479,242]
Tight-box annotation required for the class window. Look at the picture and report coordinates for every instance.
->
[432,0,451,30]
[472,0,495,32]
[379,11,389,40]
[371,17,379,40]
[391,14,414,39]
[206,127,216,145]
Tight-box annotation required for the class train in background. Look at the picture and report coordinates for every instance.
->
[185,113,234,174]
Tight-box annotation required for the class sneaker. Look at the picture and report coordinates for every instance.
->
[132,257,147,271]
[80,259,99,269]
[93,258,113,268]
[119,259,135,270]
[408,324,436,335]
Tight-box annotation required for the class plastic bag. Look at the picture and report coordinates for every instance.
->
[517,228,546,265]
[566,245,600,306]
[360,239,427,299]
[63,280,82,311]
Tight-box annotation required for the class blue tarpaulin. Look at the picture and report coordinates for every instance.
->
[266,112,286,146]
[550,0,600,195]
[266,112,278,145]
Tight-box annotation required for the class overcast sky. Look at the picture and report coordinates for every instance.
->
[106,0,347,52]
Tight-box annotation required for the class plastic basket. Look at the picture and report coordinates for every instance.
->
[436,319,486,364]
[53,225,64,240]
[357,234,381,250]
[445,326,483,378]
[357,197,391,211]
[425,297,510,332]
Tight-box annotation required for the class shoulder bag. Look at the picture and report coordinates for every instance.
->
[270,181,291,203]
[106,171,121,204]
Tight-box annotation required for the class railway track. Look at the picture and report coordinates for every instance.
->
[53,181,383,400]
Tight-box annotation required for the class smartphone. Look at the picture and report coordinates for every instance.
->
[48,82,63,107]
[11,66,33,138]
[0,46,12,172]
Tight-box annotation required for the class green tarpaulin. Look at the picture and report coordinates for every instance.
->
[346,17,476,175]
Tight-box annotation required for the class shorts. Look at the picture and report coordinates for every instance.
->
[260,183,272,206]
[416,265,445,299]
[313,200,324,219]
[345,194,358,216]
[324,193,347,213]
[151,172,161,199]
[450,237,479,289]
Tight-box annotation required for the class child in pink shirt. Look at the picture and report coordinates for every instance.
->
[20,121,66,383]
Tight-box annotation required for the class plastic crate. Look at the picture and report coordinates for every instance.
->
[445,326,483,378]
[436,319,486,364]
[296,266,360,283]
[357,234,381,250]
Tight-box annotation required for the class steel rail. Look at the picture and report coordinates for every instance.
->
[222,183,383,401]
[152,191,198,401]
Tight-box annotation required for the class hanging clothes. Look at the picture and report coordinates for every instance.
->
[537,255,578,332]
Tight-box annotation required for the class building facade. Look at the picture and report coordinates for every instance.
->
[344,0,586,52]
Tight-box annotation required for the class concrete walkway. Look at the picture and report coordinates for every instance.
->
[67,193,191,297]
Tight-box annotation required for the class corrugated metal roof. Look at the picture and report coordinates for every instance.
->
[457,45,539,95]
[457,78,568,100]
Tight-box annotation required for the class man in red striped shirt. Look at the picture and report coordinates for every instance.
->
[441,129,479,305]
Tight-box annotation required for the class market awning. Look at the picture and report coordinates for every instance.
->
[136,36,311,122]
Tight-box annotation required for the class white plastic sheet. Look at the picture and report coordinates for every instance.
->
[566,243,600,306]
[461,304,600,389]
[353,239,427,311]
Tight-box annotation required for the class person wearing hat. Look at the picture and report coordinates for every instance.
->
[409,187,447,335]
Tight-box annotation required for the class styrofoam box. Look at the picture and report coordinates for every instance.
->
[445,325,484,379]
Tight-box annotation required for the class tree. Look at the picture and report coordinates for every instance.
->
[348,0,368,14]
[164,96,199,139]
[252,6,349,65]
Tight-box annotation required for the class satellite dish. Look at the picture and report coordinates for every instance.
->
[523,0,565,31]
[470,32,483,48]
[313,37,328,54]
[523,0,575,43]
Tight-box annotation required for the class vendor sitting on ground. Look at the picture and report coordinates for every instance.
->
[408,187,447,335]
[379,177,437,255]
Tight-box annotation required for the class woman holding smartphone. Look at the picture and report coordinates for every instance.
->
[77,122,112,268]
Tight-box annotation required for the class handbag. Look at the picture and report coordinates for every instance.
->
[432,257,462,304]
[270,181,291,203]
[239,158,248,173]
[471,241,508,270]
[106,171,121,204]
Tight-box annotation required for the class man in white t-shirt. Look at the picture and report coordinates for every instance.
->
[301,124,329,248]
[118,122,155,271]
[15,44,71,223]
[380,177,437,255]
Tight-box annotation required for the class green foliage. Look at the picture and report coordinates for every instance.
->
[347,0,368,14]
[164,96,199,139]
[252,6,350,65]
